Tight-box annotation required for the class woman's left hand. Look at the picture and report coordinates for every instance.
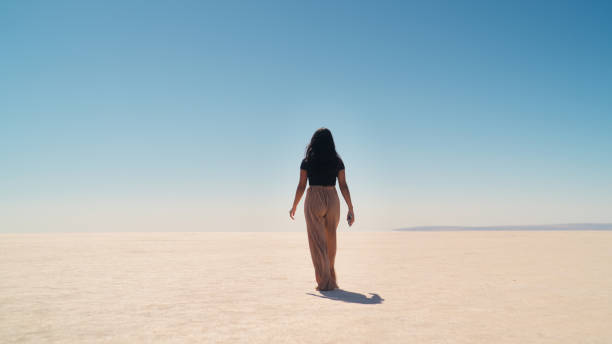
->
[289,206,296,220]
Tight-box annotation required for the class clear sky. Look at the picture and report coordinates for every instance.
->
[1,1,611,232]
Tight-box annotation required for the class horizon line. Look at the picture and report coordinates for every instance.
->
[393,223,612,231]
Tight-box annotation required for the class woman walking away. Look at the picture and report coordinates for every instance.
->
[289,128,355,291]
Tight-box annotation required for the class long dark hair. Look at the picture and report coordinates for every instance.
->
[304,128,341,163]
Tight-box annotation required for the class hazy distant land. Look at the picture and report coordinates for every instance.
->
[394,223,612,231]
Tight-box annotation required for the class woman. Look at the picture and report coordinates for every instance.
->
[289,128,355,291]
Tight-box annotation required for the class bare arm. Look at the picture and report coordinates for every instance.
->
[289,170,308,220]
[337,169,355,226]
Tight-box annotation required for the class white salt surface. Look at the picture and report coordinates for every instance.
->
[1,231,611,343]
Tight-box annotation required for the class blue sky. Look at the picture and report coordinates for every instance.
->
[1,1,611,232]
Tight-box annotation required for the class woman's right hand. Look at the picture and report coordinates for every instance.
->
[347,209,355,226]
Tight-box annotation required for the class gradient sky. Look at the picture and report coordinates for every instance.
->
[1,1,611,232]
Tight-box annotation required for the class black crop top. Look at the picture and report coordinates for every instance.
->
[300,157,345,186]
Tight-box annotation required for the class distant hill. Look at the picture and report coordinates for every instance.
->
[393,223,612,231]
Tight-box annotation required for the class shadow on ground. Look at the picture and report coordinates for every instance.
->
[306,289,384,304]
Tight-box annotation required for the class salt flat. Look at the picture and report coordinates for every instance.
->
[1,231,611,343]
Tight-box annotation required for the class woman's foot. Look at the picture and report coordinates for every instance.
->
[316,284,339,291]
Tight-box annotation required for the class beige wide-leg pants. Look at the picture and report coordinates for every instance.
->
[304,185,341,291]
